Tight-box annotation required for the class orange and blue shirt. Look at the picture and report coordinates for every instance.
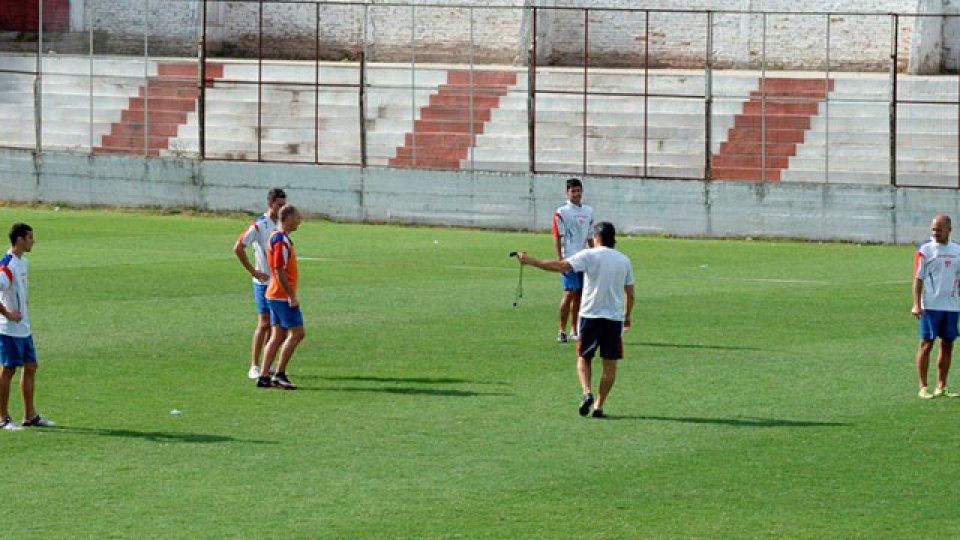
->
[266,230,298,300]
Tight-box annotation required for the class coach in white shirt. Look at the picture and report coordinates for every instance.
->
[518,222,635,418]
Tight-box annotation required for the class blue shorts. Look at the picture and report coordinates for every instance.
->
[0,335,36,368]
[267,299,304,329]
[920,310,959,341]
[561,271,584,292]
[577,318,624,360]
[253,283,270,316]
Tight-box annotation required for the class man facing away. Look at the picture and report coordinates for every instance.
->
[552,178,594,343]
[234,188,287,379]
[258,205,304,390]
[520,222,635,418]
[912,213,960,399]
[0,223,54,431]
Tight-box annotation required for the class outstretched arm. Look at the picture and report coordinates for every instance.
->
[517,252,573,273]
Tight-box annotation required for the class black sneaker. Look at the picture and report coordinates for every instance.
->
[591,409,606,419]
[578,392,594,416]
[272,372,297,390]
[256,376,274,388]
[557,331,568,343]
[22,414,55,427]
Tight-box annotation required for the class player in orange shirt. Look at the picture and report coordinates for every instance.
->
[257,205,304,390]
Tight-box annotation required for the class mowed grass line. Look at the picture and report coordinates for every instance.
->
[1,207,956,538]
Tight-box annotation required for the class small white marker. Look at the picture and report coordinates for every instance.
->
[170,409,182,416]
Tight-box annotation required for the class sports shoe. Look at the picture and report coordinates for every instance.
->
[248,365,260,379]
[919,387,935,399]
[1,416,22,431]
[591,408,606,419]
[557,331,568,343]
[22,414,55,427]
[272,372,297,390]
[578,392,594,416]
[256,376,275,388]
[934,387,960,398]
[569,333,579,342]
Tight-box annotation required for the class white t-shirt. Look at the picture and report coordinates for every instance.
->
[238,213,279,285]
[915,238,960,312]
[553,202,594,258]
[567,246,634,321]
[0,250,30,337]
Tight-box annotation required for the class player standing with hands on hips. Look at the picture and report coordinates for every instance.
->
[912,213,960,399]
[519,222,634,418]
[552,178,594,343]
[0,223,54,430]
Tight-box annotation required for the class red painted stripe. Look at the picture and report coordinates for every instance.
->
[94,62,224,157]
[0,266,12,283]
[712,78,834,182]
[389,70,518,170]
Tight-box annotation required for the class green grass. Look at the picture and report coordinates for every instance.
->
[2,207,956,539]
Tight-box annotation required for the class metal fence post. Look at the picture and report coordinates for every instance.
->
[704,11,713,182]
[411,4,417,166]
[528,6,537,174]
[199,0,207,160]
[35,0,43,154]
[824,14,831,183]
[257,0,263,162]
[144,0,150,157]
[360,5,368,168]
[315,1,320,164]
[469,7,475,172]
[89,0,94,153]
[582,8,588,176]
[644,10,650,178]
[761,12,767,181]
[890,14,898,187]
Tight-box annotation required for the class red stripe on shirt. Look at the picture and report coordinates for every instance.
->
[915,250,924,278]
[552,212,561,238]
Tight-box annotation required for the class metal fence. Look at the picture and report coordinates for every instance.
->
[0,1,958,188]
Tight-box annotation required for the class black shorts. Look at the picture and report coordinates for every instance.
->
[577,317,623,360]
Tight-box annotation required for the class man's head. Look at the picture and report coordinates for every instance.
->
[9,222,33,253]
[279,204,302,233]
[932,214,952,244]
[592,221,616,248]
[267,188,287,216]
[566,178,583,206]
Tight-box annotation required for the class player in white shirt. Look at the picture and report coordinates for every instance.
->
[912,213,960,399]
[233,188,287,379]
[0,223,54,431]
[552,178,594,343]
[519,222,635,418]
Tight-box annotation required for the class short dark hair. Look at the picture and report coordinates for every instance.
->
[279,204,300,222]
[566,178,582,191]
[9,222,32,246]
[267,188,287,203]
[593,221,616,248]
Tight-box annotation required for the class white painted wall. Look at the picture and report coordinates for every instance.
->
[0,147,950,244]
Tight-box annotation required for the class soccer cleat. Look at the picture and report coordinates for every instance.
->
[919,387,935,399]
[1,416,22,431]
[272,372,297,390]
[591,408,606,419]
[578,392,594,416]
[934,387,960,398]
[248,365,260,380]
[256,376,275,388]
[22,414,55,427]
[569,333,579,342]
[557,331,568,343]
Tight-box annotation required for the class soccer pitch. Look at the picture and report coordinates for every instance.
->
[3,206,958,538]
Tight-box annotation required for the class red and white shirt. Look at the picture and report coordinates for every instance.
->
[915,238,960,312]
[237,213,279,285]
[553,201,594,258]
[0,250,30,337]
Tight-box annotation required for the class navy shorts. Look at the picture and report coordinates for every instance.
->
[267,298,304,329]
[577,318,624,360]
[0,335,36,368]
[920,310,959,341]
[253,283,270,316]
[561,270,584,292]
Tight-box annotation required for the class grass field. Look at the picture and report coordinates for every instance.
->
[2,206,957,539]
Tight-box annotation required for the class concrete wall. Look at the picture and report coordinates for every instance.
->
[0,147,950,245]
[59,0,958,72]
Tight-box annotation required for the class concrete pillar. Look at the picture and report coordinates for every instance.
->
[908,0,944,74]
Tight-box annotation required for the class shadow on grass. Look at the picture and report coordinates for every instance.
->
[46,426,277,444]
[299,375,509,386]
[298,386,513,397]
[633,341,766,352]
[609,415,848,428]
